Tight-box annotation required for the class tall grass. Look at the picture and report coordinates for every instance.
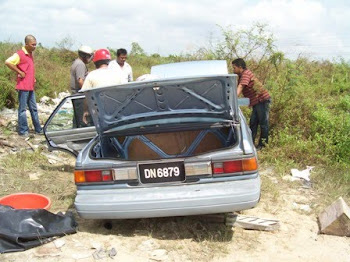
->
[258,58,350,202]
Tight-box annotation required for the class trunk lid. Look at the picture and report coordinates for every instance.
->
[84,74,239,136]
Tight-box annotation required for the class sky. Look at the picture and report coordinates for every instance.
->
[1,0,350,61]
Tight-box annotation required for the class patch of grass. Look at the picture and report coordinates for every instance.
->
[312,164,350,212]
[258,137,350,210]
[2,150,47,174]
[0,126,12,136]
[260,175,280,202]
[0,149,76,211]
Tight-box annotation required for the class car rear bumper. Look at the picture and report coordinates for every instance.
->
[75,175,261,219]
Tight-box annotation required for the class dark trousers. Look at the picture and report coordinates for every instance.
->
[72,98,85,128]
[250,99,271,147]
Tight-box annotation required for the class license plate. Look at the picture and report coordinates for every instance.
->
[139,161,185,184]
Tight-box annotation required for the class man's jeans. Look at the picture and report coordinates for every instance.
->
[250,99,271,147]
[18,90,42,135]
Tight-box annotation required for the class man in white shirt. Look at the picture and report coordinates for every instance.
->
[108,48,133,84]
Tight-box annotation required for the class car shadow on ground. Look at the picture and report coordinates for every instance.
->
[74,214,234,242]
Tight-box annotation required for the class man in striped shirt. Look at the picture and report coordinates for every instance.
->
[232,58,271,149]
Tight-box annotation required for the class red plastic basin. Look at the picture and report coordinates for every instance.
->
[0,193,51,210]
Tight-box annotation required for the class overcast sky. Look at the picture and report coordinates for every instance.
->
[1,0,349,60]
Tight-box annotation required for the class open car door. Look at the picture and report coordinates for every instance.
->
[43,94,97,157]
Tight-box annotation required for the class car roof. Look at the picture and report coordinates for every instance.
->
[151,60,228,79]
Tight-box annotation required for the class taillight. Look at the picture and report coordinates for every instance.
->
[74,170,85,183]
[212,157,258,175]
[212,163,224,174]
[74,170,113,183]
[242,158,258,171]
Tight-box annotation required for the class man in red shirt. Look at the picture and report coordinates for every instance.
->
[232,58,271,149]
[5,35,42,136]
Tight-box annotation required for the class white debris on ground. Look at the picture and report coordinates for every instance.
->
[283,166,315,213]
[39,91,71,114]
[29,172,42,181]
[283,166,314,182]
[53,239,66,249]
[292,202,312,213]
[291,166,314,181]
[138,239,160,251]
[149,249,168,261]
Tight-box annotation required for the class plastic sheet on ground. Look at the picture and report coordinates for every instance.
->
[0,205,77,254]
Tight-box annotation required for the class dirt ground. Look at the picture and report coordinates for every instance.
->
[0,108,349,262]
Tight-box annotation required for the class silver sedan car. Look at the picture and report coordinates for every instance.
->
[44,60,260,219]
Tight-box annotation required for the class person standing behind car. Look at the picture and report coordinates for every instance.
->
[81,48,122,90]
[108,48,133,84]
[5,34,42,136]
[70,45,94,94]
[70,45,93,128]
[232,58,271,149]
[81,48,122,125]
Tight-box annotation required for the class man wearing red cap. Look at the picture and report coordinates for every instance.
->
[81,49,122,125]
[81,48,122,90]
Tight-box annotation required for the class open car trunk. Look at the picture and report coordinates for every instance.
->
[83,73,239,160]
[91,125,238,160]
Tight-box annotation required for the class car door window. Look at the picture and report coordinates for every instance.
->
[46,97,94,131]
[44,95,97,156]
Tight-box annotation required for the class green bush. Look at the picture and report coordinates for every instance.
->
[0,74,16,108]
[311,105,350,163]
